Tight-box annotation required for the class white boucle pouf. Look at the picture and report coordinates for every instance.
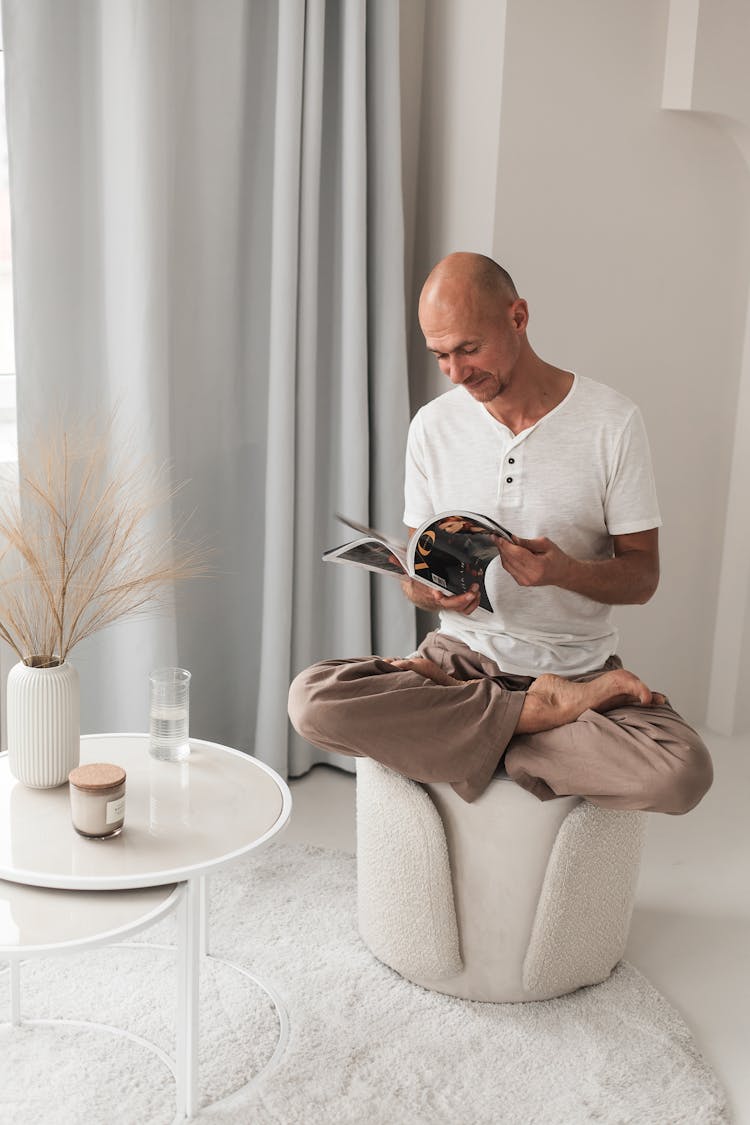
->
[356,759,646,1002]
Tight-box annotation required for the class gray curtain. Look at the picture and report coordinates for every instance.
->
[2,0,415,777]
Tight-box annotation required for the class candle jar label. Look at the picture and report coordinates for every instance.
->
[106,796,126,825]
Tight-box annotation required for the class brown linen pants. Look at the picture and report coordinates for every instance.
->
[288,630,713,813]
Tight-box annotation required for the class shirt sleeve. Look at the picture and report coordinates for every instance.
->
[402,411,433,530]
[604,407,662,535]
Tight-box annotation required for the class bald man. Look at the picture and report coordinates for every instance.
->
[288,253,712,814]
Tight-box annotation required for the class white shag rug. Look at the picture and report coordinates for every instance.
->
[0,842,729,1125]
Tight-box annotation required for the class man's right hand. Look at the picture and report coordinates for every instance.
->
[401,577,481,615]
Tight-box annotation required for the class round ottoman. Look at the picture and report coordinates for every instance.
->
[356,758,646,1002]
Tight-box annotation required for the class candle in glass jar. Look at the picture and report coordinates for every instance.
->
[69,763,126,838]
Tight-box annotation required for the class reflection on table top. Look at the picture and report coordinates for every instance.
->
[0,734,291,891]
[0,879,179,952]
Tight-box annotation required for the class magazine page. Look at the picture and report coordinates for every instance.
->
[323,537,409,579]
[406,512,513,611]
[420,510,514,542]
[334,513,406,553]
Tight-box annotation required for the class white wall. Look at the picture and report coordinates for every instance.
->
[738,597,750,732]
[405,0,507,412]
[665,0,750,735]
[404,0,750,729]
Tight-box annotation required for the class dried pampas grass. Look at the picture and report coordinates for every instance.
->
[0,422,207,666]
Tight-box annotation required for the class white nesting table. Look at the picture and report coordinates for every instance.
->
[0,733,292,1119]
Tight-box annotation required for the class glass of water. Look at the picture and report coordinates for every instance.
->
[149,668,191,762]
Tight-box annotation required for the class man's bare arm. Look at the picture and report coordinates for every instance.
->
[496,528,659,606]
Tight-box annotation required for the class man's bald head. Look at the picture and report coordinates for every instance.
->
[418,252,530,405]
[419,253,518,322]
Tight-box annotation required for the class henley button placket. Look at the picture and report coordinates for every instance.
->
[498,439,524,506]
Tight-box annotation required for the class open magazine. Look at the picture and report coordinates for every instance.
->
[323,511,514,612]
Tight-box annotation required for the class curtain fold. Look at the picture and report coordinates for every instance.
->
[254,0,307,771]
[3,0,415,778]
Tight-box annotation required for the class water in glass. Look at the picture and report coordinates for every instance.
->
[149,668,191,761]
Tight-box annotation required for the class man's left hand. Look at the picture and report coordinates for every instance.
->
[494,535,572,588]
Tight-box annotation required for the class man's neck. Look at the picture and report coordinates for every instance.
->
[483,357,574,435]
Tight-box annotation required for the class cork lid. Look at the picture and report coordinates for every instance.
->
[68,762,126,791]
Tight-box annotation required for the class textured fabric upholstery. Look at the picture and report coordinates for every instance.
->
[356,759,462,980]
[356,761,645,1002]
[523,803,646,994]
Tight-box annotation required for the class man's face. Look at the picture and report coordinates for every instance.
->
[420,290,526,403]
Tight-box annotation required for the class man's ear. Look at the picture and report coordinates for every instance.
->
[510,298,529,332]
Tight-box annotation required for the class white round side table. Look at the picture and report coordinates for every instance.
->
[0,734,292,1119]
[0,879,182,1081]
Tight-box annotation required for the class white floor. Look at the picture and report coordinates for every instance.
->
[285,729,750,1125]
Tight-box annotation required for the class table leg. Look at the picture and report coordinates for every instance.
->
[199,875,210,957]
[9,958,21,1025]
[176,879,201,1119]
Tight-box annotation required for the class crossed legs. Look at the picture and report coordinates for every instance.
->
[288,631,713,813]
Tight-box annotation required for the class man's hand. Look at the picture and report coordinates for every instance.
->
[383,656,466,686]
[495,535,571,588]
[401,577,481,615]
[493,528,660,606]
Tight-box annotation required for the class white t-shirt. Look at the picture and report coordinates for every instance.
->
[403,374,662,677]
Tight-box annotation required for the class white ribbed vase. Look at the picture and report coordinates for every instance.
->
[7,660,80,788]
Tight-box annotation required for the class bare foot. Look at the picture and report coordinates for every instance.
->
[517,669,666,734]
[383,656,466,687]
